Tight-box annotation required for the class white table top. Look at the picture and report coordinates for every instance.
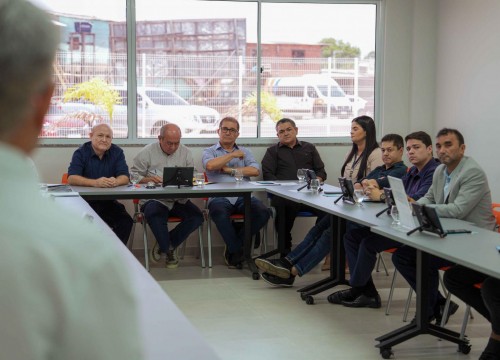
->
[53,196,220,360]
[371,218,500,279]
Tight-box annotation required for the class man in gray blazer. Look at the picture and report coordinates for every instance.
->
[392,128,496,324]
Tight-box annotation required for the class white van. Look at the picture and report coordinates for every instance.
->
[266,74,353,119]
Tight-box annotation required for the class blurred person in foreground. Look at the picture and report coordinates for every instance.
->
[0,0,142,358]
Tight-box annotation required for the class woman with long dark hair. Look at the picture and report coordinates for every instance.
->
[322,116,383,270]
[341,115,383,182]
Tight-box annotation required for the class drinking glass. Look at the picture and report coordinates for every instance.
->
[353,189,365,206]
[310,179,320,193]
[297,169,306,183]
[195,172,205,187]
[234,169,244,183]
[130,172,140,188]
[390,205,401,227]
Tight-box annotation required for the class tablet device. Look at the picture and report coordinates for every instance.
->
[162,167,194,188]
[411,203,472,238]
[338,177,355,204]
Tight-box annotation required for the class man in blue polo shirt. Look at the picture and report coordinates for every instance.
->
[67,124,133,244]
[328,131,441,310]
[202,116,270,268]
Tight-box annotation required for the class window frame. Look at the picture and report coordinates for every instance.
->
[39,0,383,147]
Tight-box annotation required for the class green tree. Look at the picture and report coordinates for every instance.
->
[320,38,361,58]
[243,91,282,122]
[63,78,121,124]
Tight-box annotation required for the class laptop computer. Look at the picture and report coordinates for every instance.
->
[387,176,416,229]
[162,167,194,188]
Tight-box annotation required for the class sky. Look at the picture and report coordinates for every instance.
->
[37,0,376,57]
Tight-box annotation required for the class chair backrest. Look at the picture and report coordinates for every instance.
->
[61,173,68,184]
[492,203,500,231]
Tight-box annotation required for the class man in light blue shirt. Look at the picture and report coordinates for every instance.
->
[202,116,270,268]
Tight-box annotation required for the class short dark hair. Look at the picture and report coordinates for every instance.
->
[219,116,239,131]
[405,131,432,147]
[436,128,464,146]
[275,118,296,130]
[381,133,404,149]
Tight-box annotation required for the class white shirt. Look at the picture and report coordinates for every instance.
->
[0,143,142,359]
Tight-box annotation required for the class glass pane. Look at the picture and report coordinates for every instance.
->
[261,3,376,137]
[134,0,258,138]
[39,0,128,139]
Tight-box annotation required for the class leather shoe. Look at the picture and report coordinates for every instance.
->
[436,300,459,325]
[342,294,382,308]
[327,288,355,304]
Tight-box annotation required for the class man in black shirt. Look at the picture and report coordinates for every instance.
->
[261,118,327,255]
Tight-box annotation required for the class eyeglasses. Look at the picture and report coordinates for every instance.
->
[159,137,180,146]
[220,127,238,134]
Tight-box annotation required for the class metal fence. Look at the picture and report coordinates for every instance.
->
[44,51,374,138]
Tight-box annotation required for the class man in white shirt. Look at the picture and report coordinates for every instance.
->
[0,1,142,358]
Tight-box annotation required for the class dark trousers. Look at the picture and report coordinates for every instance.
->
[392,245,454,317]
[142,200,203,253]
[208,196,270,254]
[271,196,327,251]
[88,200,133,245]
[444,265,500,333]
[344,226,401,295]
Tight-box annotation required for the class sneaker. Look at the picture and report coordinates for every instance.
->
[150,241,162,263]
[327,288,355,304]
[223,245,243,269]
[254,258,292,279]
[166,249,179,269]
[261,272,295,287]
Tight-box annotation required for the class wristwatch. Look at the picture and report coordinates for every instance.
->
[379,192,386,202]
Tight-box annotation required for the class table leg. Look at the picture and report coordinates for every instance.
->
[375,250,469,356]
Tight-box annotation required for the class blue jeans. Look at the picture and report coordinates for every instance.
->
[142,200,203,253]
[344,227,401,290]
[392,245,454,317]
[208,196,270,254]
[286,215,331,276]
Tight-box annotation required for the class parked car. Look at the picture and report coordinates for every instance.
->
[42,87,221,138]
[115,86,221,137]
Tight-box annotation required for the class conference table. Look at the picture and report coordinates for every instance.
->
[371,219,500,358]
[69,182,266,279]
[59,180,500,358]
[52,195,220,360]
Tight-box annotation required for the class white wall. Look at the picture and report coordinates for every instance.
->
[435,0,500,200]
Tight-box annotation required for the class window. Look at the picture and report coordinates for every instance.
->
[39,0,378,141]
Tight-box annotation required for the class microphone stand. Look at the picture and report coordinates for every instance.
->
[334,195,344,204]
[406,225,423,236]
[176,169,182,189]
[376,206,391,217]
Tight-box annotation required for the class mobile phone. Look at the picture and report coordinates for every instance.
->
[446,229,472,234]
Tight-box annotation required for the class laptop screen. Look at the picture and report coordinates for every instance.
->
[162,167,194,188]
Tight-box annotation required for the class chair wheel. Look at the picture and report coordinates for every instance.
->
[236,263,243,270]
[252,272,260,280]
[458,343,471,354]
[300,292,307,301]
[305,296,314,305]
[380,347,393,359]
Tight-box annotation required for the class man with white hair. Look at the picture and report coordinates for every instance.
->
[0,1,142,358]
[67,123,133,244]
